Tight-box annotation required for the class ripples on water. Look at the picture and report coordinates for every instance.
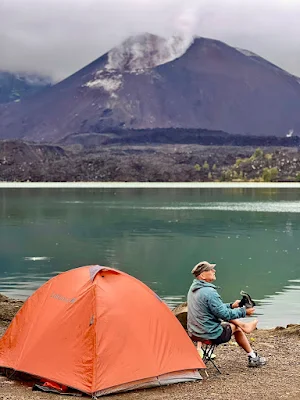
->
[1,272,299,330]
[254,279,300,328]
[1,187,300,329]
[59,201,300,213]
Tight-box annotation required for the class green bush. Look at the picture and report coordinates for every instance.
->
[194,164,201,172]
[253,148,264,159]
[232,170,239,179]
[235,158,244,167]
[220,169,233,181]
[262,167,278,182]
[264,153,273,161]
[295,172,300,182]
[203,161,209,170]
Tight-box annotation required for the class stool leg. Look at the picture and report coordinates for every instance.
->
[202,344,221,374]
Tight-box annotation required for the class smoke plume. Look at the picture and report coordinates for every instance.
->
[106,6,200,71]
[1,0,300,80]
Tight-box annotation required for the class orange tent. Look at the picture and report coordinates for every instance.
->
[0,266,204,396]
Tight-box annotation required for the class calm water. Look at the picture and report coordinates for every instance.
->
[0,187,299,328]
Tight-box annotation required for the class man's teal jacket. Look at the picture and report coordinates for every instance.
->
[187,279,246,339]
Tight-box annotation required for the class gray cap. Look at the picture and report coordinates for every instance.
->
[191,261,216,277]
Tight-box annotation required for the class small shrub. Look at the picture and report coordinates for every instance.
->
[253,148,264,159]
[242,157,251,164]
[220,169,233,181]
[264,153,273,161]
[232,170,239,179]
[203,161,209,170]
[212,164,217,171]
[235,158,244,167]
[295,172,300,182]
[262,167,278,182]
[194,164,201,172]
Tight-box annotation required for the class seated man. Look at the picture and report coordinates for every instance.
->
[187,261,266,367]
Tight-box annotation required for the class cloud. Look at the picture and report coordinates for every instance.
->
[1,0,300,81]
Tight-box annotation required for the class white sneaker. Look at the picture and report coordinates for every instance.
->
[248,353,266,367]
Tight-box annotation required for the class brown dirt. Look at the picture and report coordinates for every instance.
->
[0,295,299,400]
[0,295,23,327]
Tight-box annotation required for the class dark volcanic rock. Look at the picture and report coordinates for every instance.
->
[1,140,300,182]
[0,140,67,181]
[1,35,300,142]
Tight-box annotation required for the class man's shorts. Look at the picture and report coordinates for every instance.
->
[211,322,232,345]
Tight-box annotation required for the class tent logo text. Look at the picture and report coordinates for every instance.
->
[50,293,76,304]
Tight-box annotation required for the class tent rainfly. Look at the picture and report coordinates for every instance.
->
[0,265,204,396]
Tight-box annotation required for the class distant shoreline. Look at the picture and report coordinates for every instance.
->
[1,182,300,188]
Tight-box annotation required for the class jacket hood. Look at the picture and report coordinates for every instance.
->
[190,279,216,292]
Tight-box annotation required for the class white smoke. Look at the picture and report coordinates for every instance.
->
[2,0,300,80]
[106,6,200,72]
[106,33,183,71]
[172,6,199,48]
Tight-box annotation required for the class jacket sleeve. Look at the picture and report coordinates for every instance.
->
[207,290,246,321]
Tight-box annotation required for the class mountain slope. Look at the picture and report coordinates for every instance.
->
[1,35,300,143]
[0,71,52,103]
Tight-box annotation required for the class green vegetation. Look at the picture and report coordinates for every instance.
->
[235,158,244,167]
[262,167,279,182]
[253,148,264,159]
[203,161,209,170]
[264,153,273,161]
[235,148,265,167]
[194,164,201,171]
[220,148,290,182]
[220,169,233,181]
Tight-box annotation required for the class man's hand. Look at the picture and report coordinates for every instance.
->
[246,307,255,316]
[231,300,241,309]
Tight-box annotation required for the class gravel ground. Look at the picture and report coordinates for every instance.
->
[0,325,299,400]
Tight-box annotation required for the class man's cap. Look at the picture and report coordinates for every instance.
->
[191,261,216,277]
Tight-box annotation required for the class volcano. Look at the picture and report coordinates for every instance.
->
[1,34,300,143]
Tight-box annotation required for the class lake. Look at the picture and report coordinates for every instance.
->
[0,186,299,328]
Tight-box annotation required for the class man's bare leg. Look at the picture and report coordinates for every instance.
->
[229,323,253,353]
[229,318,258,334]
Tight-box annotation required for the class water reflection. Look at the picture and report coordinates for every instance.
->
[255,280,300,328]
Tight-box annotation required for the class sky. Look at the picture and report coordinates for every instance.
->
[1,0,300,82]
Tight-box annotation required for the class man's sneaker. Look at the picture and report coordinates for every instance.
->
[248,353,266,367]
[240,290,256,308]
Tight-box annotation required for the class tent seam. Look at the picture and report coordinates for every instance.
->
[92,284,97,394]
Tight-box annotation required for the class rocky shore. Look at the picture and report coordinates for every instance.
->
[0,294,299,400]
[1,141,300,182]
